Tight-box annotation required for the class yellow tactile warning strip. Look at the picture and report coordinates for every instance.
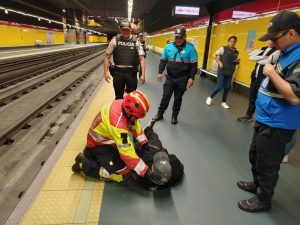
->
[21,80,114,225]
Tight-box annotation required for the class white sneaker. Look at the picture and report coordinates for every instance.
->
[221,102,230,109]
[282,155,289,163]
[206,97,212,105]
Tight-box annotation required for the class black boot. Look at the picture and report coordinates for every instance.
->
[237,181,257,194]
[171,111,178,125]
[153,111,164,121]
[238,196,271,212]
[72,153,88,173]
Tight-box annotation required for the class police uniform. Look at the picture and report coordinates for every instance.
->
[238,10,300,212]
[155,27,198,123]
[106,34,144,99]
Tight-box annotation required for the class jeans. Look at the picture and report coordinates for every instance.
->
[210,74,232,102]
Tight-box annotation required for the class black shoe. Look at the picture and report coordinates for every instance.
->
[237,115,253,122]
[72,163,82,173]
[237,181,257,194]
[171,117,178,125]
[72,153,86,173]
[153,113,163,121]
[238,196,271,212]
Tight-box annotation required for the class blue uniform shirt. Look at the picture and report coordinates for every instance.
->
[159,41,198,79]
[256,41,300,130]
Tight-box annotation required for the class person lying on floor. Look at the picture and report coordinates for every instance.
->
[72,120,184,190]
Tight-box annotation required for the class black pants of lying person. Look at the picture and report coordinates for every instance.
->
[72,121,184,190]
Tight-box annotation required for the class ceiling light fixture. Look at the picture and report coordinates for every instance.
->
[128,0,133,21]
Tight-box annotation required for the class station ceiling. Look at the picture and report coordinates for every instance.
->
[2,0,255,34]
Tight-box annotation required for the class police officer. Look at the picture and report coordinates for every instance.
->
[104,19,145,99]
[237,10,300,212]
[237,41,280,122]
[153,27,198,124]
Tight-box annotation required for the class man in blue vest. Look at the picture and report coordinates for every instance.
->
[104,19,145,99]
[153,27,198,124]
[237,10,300,212]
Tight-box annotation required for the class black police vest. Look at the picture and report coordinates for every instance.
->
[113,35,139,67]
[217,46,239,77]
[252,47,277,79]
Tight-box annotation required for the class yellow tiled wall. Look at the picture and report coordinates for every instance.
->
[0,24,65,47]
[148,9,300,86]
[88,35,107,43]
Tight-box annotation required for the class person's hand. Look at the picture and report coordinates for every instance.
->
[104,73,112,83]
[140,74,145,84]
[263,64,276,77]
[157,74,163,81]
[187,78,194,88]
[218,62,224,69]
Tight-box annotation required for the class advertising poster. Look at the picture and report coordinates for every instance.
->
[246,30,256,51]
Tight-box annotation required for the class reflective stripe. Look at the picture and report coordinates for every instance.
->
[89,128,115,145]
[134,159,147,175]
[259,88,285,99]
[116,112,122,127]
[135,133,147,143]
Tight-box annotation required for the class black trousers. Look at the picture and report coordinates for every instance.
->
[249,122,295,202]
[158,76,187,115]
[112,70,137,99]
[83,145,126,179]
[246,76,264,117]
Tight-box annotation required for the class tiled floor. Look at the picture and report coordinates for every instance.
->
[20,52,300,225]
[100,52,300,225]
[21,80,114,225]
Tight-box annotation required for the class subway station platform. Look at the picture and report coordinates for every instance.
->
[6,52,300,225]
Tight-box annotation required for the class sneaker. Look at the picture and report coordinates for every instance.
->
[221,102,230,109]
[282,155,289,163]
[206,97,212,105]
[237,181,257,194]
[237,115,253,122]
[238,196,271,212]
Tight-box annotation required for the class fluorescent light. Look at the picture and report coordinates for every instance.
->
[128,0,133,20]
[5,9,8,14]
[62,8,66,13]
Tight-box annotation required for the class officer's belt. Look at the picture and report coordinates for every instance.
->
[259,87,284,99]
[114,66,135,72]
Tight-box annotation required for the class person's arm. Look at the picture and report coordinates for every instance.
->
[158,46,168,81]
[187,46,198,88]
[249,48,267,62]
[104,38,116,82]
[104,53,112,82]
[139,55,146,84]
[112,127,148,177]
[213,47,224,68]
[263,63,300,105]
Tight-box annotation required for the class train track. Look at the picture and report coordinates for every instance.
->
[0,45,107,224]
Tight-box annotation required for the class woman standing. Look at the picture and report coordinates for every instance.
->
[206,36,239,109]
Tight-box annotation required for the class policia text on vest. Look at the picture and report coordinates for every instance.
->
[104,33,145,100]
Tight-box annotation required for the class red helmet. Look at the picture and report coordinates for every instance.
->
[123,90,150,118]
